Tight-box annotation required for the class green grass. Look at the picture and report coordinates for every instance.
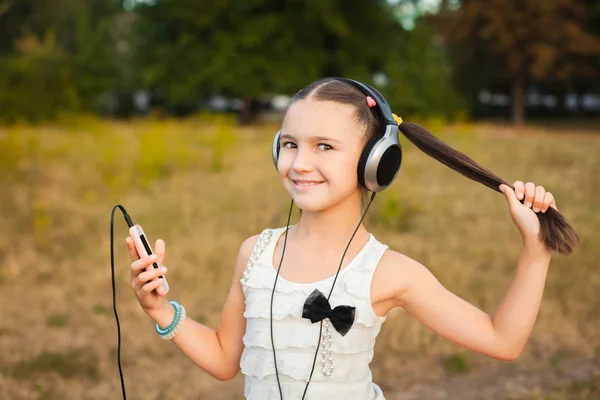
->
[8,348,98,380]
[444,353,471,374]
[46,314,71,328]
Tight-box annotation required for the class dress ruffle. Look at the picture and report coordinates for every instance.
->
[242,268,385,328]
[243,374,387,400]
[239,227,389,400]
[240,346,375,381]
[243,317,383,353]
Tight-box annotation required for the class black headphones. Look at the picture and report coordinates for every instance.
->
[271,77,403,192]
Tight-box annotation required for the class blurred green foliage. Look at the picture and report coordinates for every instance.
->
[381,21,466,119]
[0,0,128,123]
[368,187,424,232]
[0,0,599,123]
[0,0,465,122]
[0,32,78,122]
[133,0,404,110]
[443,352,471,374]
[8,348,98,380]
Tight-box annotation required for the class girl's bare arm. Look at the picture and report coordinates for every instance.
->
[146,235,258,380]
[383,244,551,361]
[374,180,556,360]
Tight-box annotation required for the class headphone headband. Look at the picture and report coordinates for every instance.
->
[332,77,397,127]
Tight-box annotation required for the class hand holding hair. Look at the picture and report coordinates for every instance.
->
[397,122,579,255]
[499,182,558,251]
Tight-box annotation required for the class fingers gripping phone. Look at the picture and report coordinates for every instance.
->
[129,224,169,296]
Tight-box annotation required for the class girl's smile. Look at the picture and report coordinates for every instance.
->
[291,179,325,190]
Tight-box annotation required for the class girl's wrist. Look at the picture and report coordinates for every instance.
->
[521,236,552,259]
[146,299,174,328]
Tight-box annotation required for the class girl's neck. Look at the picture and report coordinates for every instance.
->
[292,196,369,246]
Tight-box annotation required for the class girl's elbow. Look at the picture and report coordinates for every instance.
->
[494,345,523,361]
[493,351,519,361]
[507,348,524,361]
[216,365,240,381]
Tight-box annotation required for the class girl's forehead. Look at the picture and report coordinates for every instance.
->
[282,99,362,139]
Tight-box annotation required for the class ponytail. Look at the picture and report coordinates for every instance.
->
[292,77,578,254]
[398,122,579,255]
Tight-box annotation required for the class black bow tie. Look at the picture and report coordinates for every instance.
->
[302,289,355,336]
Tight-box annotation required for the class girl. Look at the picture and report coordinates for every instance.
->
[125,78,578,399]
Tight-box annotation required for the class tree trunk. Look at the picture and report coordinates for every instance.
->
[238,98,254,125]
[511,76,525,126]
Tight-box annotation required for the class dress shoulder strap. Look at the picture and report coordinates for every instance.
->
[345,236,389,302]
[240,228,274,287]
[362,238,389,274]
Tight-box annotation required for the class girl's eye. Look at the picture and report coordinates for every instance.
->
[282,142,296,149]
[318,143,333,151]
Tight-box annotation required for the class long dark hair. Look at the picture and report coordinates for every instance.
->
[289,78,578,255]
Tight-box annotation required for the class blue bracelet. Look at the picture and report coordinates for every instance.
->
[155,301,182,337]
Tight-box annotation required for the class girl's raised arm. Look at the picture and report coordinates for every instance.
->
[378,181,555,360]
[385,245,550,360]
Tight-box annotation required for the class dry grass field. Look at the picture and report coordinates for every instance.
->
[0,115,599,399]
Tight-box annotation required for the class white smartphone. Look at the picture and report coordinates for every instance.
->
[129,224,169,296]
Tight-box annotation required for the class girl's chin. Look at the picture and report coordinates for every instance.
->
[289,196,328,212]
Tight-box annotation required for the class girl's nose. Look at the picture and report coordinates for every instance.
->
[292,148,313,173]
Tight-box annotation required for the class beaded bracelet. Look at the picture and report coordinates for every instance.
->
[161,305,186,340]
[155,300,187,340]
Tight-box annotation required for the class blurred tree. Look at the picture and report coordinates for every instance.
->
[0,32,78,122]
[379,20,465,119]
[438,0,600,125]
[133,0,402,121]
[0,0,465,122]
[0,0,127,122]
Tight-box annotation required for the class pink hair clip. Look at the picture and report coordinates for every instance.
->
[366,96,377,108]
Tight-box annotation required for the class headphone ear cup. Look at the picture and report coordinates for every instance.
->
[358,137,403,192]
[272,130,281,169]
[357,136,381,190]
[377,144,402,188]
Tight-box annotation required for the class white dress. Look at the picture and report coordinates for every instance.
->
[240,227,389,400]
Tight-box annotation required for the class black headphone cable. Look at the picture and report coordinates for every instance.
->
[110,204,135,400]
[270,192,377,400]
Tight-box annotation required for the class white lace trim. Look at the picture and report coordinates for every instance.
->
[240,229,273,289]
